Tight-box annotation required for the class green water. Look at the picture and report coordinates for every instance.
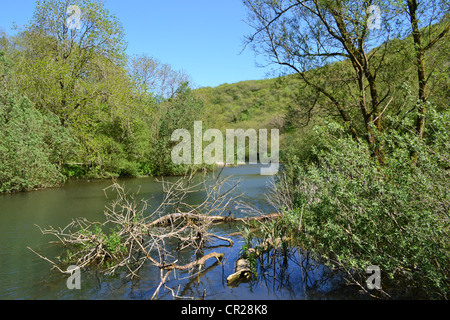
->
[0,165,354,300]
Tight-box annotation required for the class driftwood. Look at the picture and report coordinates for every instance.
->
[159,252,224,271]
[226,238,284,286]
[29,170,282,300]
[227,259,253,284]
[149,212,281,228]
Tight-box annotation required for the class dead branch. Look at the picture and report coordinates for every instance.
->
[148,212,282,228]
[159,252,224,271]
[29,168,283,299]
[152,269,172,300]
[27,247,69,274]
[29,170,280,299]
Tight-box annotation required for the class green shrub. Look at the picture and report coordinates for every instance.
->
[0,52,75,192]
[277,107,449,299]
[0,96,75,192]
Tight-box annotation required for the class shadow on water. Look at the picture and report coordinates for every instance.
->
[0,164,363,300]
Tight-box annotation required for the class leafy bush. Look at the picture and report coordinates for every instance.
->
[147,83,205,176]
[0,96,75,192]
[0,52,75,192]
[277,108,449,299]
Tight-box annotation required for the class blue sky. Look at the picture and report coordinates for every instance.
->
[0,0,272,88]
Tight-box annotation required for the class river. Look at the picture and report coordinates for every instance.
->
[0,164,357,300]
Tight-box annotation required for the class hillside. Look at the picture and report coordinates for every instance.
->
[195,76,299,131]
[195,22,449,149]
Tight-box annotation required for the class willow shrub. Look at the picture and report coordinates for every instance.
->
[0,52,75,193]
[0,96,76,192]
[279,108,449,299]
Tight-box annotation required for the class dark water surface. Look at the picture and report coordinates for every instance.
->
[0,165,355,300]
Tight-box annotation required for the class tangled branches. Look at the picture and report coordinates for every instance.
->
[28,171,240,295]
[28,170,283,299]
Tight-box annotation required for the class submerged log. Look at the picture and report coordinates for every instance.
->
[148,212,281,228]
[159,252,224,271]
[226,258,252,285]
[226,237,286,286]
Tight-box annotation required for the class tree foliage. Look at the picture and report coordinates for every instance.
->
[0,0,204,190]
[242,0,449,157]
[238,0,449,299]
[276,106,449,298]
[0,51,75,192]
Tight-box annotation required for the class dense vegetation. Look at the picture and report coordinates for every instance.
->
[230,0,449,299]
[276,110,449,298]
[0,0,448,299]
[0,0,204,193]
[0,52,75,192]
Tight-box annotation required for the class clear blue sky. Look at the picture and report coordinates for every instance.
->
[0,0,272,88]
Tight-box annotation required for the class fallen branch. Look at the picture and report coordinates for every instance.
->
[159,252,224,271]
[29,169,283,300]
[148,212,281,228]
[29,171,264,300]
[27,247,69,274]
[152,269,172,300]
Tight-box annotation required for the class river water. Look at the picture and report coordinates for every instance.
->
[0,165,357,300]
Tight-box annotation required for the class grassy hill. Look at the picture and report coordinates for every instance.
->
[195,76,299,131]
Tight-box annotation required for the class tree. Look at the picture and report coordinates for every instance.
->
[12,0,127,125]
[402,0,449,138]
[147,83,204,176]
[128,54,192,100]
[0,51,75,192]
[7,0,161,176]
[242,0,448,158]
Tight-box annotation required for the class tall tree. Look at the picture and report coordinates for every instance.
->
[243,0,401,158]
[242,0,448,156]
[12,0,127,125]
[403,0,449,138]
[128,54,192,100]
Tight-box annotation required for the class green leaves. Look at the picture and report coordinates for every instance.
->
[278,107,449,298]
[0,87,74,192]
